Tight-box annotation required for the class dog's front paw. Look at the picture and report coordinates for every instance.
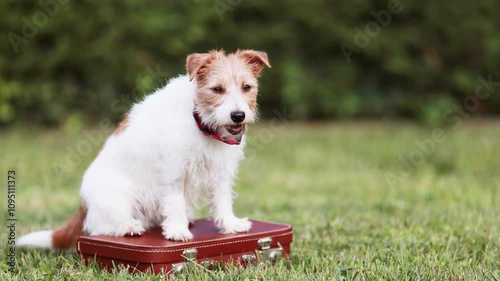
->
[114,220,145,237]
[219,217,252,234]
[162,225,193,242]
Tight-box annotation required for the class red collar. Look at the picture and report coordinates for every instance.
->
[193,112,241,145]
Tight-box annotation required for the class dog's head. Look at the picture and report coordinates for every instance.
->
[186,49,270,144]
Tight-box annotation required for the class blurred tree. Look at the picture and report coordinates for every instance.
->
[1,0,499,127]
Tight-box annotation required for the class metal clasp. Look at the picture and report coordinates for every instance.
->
[242,254,257,264]
[256,237,283,263]
[200,259,215,269]
[172,248,198,273]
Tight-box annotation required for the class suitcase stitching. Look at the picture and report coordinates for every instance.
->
[78,231,292,253]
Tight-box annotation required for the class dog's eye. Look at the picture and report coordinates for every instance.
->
[211,86,223,94]
[212,86,223,94]
[242,84,251,92]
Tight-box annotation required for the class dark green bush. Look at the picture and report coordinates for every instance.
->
[1,0,499,127]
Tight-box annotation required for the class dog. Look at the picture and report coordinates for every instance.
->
[17,49,270,249]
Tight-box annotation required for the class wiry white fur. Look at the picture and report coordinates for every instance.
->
[16,230,53,248]
[80,75,251,241]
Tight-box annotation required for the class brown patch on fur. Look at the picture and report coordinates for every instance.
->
[113,112,129,135]
[187,53,214,81]
[245,90,259,113]
[189,49,270,86]
[196,86,224,110]
[236,49,271,77]
[187,50,226,85]
[52,202,87,249]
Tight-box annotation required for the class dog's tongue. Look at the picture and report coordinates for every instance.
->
[225,125,244,135]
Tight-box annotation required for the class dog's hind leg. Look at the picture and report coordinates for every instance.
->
[83,195,146,236]
[80,171,146,236]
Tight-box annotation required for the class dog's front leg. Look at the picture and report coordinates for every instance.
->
[160,180,193,241]
[210,178,252,234]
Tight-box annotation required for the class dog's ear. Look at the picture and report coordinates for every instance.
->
[186,53,212,81]
[238,50,271,76]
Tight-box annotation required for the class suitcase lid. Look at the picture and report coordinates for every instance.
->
[77,218,293,264]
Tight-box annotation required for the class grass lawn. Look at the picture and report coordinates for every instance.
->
[1,120,499,280]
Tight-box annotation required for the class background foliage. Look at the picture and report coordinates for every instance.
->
[1,0,500,128]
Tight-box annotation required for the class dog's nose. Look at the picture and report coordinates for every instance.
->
[230,111,245,123]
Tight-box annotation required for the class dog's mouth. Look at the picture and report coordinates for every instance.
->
[193,111,248,145]
[224,124,245,135]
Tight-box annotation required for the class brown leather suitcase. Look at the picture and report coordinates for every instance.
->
[77,218,293,274]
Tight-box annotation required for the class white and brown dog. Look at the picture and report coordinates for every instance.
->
[17,49,270,249]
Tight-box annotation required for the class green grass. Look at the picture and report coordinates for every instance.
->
[1,121,499,280]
